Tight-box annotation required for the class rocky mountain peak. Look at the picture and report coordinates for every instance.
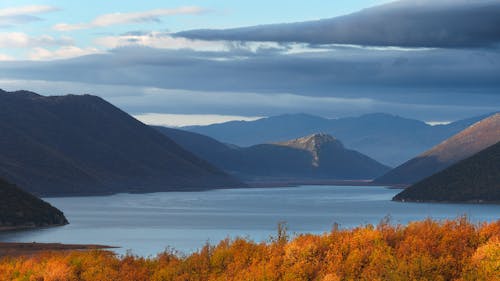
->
[277,133,344,167]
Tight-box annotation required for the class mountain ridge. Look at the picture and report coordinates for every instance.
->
[183,112,492,166]
[376,113,500,185]
[0,89,242,196]
[154,127,390,181]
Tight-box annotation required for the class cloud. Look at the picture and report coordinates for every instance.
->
[176,0,500,48]
[0,32,73,48]
[0,5,59,27]
[0,53,13,61]
[0,44,498,121]
[29,46,101,60]
[94,31,228,51]
[54,6,206,31]
[1,45,499,96]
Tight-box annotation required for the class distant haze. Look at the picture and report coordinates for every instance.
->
[134,113,262,127]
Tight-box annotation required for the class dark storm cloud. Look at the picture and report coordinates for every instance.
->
[175,0,500,48]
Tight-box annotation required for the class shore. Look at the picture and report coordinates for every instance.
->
[245,179,407,189]
[0,242,117,257]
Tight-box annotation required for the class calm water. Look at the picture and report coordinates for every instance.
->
[1,185,499,256]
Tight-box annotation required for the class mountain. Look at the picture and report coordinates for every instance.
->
[0,178,68,230]
[155,127,390,181]
[376,113,500,185]
[183,113,489,166]
[0,90,242,196]
[393,141,500,203]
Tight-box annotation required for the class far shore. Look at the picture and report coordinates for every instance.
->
[244,179,407,189]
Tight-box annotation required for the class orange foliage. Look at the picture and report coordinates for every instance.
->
[0,217,498,281]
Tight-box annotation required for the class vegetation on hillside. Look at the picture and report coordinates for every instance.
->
[394,142,500,203]
[1,217,498,280]
[0,178,68,229]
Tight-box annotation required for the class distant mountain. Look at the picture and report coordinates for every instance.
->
[0,178,68,230]
[376,113,500,185]
[155,127,390,181]
[183,113,490,166]
[0,90,242,196]
[393,141,500,203]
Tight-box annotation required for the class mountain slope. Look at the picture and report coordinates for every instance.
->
[393,142,500,203]
[0,178,68,230]
[0,90,242,196]
[153,126,234,164]
[376,113,500,185]
[183,113,488,166]
[155,127,390,181]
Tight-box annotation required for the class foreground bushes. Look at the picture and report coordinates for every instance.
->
[1,217,499,281]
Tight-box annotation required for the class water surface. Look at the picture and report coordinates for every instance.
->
[1,186,499,256]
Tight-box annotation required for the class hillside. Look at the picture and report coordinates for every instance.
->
[183,113,488,166]
[0,178,68,230]
[376,113,500,185]
[155,127,390,181]
[393,142,500,203]
[0,90,242,196]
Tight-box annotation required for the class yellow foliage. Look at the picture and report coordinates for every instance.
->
[0,217,498,281]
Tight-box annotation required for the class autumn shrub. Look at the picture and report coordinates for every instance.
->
[0,217,498,281]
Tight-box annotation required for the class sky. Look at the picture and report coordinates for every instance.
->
[0,0,499,126]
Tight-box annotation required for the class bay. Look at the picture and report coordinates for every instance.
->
[1,185,499,257]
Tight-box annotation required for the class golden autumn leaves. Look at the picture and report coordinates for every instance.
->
[0,217,498,281]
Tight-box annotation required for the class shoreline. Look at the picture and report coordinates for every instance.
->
[0,223,68,232]
[0,242,117,257]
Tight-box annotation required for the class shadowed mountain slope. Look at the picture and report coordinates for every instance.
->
[376,113,500,185]
[0,178,68,230]
[393,141,500,203]
[0,90,242,196]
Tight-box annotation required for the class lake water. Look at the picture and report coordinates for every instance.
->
[1,185,499,256]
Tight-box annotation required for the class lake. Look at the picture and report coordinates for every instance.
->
[1,185,499,256]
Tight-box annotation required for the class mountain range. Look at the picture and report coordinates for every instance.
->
[393,141,500,203]
[376,113,500,185]
[154,127,390,181]
[183,113,490,166]
[0,177,67,230]
[0,89,242,196]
